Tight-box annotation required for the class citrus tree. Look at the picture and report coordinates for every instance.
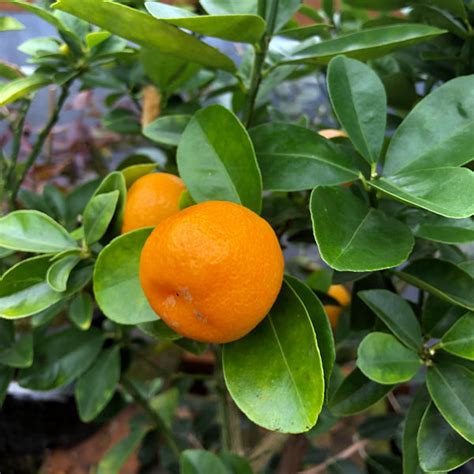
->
[0,0,473,472]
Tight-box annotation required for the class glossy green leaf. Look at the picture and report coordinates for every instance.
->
[143,115,192,147]
[69,293,93,331]
[278,24,331,40]
[46,254,81,292]
[0,365,13,408]
[329,368,394,416]
[440,312,474,360]
[93,228,157,324]
[52,0,236,72]
[0,332,33,368]
[285,275,335,393]
[418,403,474,472]
[285,24,445,65]
[180,449,228,474]
[357,332,421,384]
[411,4,467,38]
[18,327,103,390]
[358,289,422,350]
[393,259,474,311]
[121,164,157,188]
[83,191,119,245]
[458,261,474,278]
[249,123,359,191]
[310,186,414,271]
[412,215,474,243]
[75,346,120,422]
[223,281,324,433]
[177,104,262,214]
[371,168,474,219]
[97,416,152,474]
[0,16,24,31]
[0,210,77,253]
[414,0,467,19]
[427,363,474,443]
[0,74,51,106]
[403,386,430,474]
[327,56,386,163]
[145,2,265,43]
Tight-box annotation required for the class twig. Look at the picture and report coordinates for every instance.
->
[249,432,289,473]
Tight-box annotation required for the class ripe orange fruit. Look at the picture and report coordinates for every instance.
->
[318,129,348,139]
[324,284,351,329]
[139,201,284,343]
[121,173,186,234]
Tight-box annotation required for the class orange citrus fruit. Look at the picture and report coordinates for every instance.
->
[324,284,351,329]
[318,129,348,139]
[139,201,284,343]
[121,173,186,234]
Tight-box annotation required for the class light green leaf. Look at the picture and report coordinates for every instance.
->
[83,190,119,245]
[327,56,386,163]
[357,332,421,384]
[0,74,51,106]
[440,312,474,360]
[143,115,192,147]
[223,281,324,433]
[85,30,111,49]
[52,0,236,72]
[75,346,120,422]
[121,164,157,188]
[0,16,24,31]
[46,254,81,292]
[427,363,474,443]
[310,186,414,271]
[69,293,93,330]
[93,228,157,324]
[358,289,422,350]
[0,210,77,253]
[177,104,262,214]
[250,123,359,191]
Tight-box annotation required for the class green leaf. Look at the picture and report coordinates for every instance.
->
[393,259,474,311]
[180,449,228,474]
[97,416,152,474]
[223,281,324,433]
[249,123,359,191]
[358,414,403,440]
[0,332,33,368]
[85,30,111,49]
[278,24,331,40]
[31,300,66,327]
[93,228,157,325]
[414,0,467,19]
[75,346,120,422]
[0,255,63,319]
[103,108,140,135]
[143,115,192,147]
[357,333,420,384]
[440,312,474,360]
[69,293,93,330]
[343,0,406,9]
[138,319,181,341]
[0,60,23,81]
[219,451,253,474]
[418,403,474,472]
[329,368,394,416]
[46,254,81,292]
[458,260,474,278]
[145,2,265,43]
[422,294,465,338]
[83,190,119,245]
[327,56,386,163]
[285,24,445,65]
[402,386,430,474]
[427,363,474,443]
[18,327,103,390]
[0,210,77,253]
[285,275,335,395]
[177,104,262,214]
[358,290,422,350]
[412,214,474,244]
[52,0,236,72]
[121,164,157,188]
[0,365,13,408]
[0,74,52,106]
[371,168,474,219]
[149,387,179,428]
[0,16,24,31]
[310,186,414,271]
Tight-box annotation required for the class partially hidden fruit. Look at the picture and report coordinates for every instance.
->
[121,173,186,234]
[318,129,348,139]
[324,284,351,329]
[139,201,284,343]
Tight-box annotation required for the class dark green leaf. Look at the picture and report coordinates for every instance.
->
[0,210,77,253]
[0,365,13,408]
[83,190,119,245]
[219,451,253,474]
[52,0,236,72]
[103,108,140,134]
[138,319,181,341]
[358,289,422,350]
[250,123,359,191]
[31,300,66,328]
[440,312,474,360]
[422,294,465,338]
[223,281,324,433]
[327,56,386,163]
[357,332,421,384]
[278,24,331,40]
[393,259,474,311]
[427,363,474,443]
[0,332,33,368]
[93,228,157,324]
[0,74,52,106]
[180,449,228,474]
[69,293,94,330]
[413,215,474,244]
[46,254,81,292]
[149,387,179,428]
[343,0,406,9]
[310,186,414,271]
[358,414,403,440]
[143,115,192,147]
[75,346,120,422]
[177,104,262,214]
[329,368,394,416]
[418,403,474,472]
